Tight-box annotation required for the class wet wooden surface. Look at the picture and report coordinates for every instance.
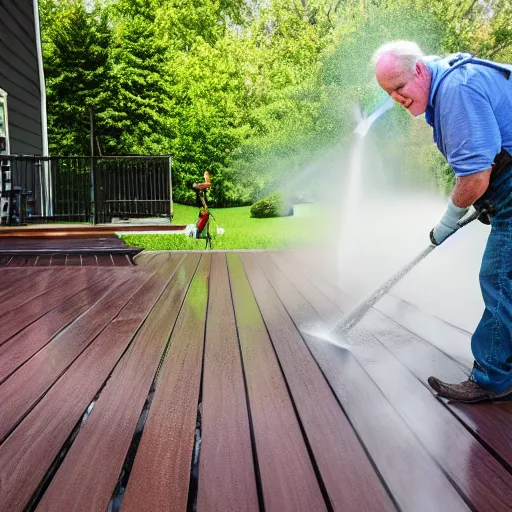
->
[1,247,512,511]
[227,254,327,512]
[197,254,259,512]
[122,255,211,512]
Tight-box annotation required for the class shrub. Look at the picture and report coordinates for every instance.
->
[250,194,294,218]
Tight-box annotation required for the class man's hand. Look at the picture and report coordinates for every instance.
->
[430,197,469,245]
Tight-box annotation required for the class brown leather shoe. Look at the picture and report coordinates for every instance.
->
[428,376,512,403]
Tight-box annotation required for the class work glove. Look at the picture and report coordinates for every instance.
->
[429,197,469,245]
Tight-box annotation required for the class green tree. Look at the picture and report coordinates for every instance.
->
[42,0,113,155]
[100,0,175,155]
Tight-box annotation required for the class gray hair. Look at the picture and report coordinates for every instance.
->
[372,40,424,72]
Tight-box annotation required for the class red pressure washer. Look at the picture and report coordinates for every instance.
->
[192,171,216,249]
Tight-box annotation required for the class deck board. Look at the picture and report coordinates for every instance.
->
[0,256,180,512]
[0,271,120,383]
[122,255,211,512]
[242,253,395,511]
[366,306,512,476]
[228,254,327,512]
[36,255,200,512]
[0,254,12,266]
[197,254,259,512]
[96,253,114,266]
[374,293,474,369]
[5,255,33,266]
[0,268,61,304]
[0,272,150,442]
[80,254,98,266]
[0,269,109,347]
[286,250,353,313]
[0,269,74,314]
[34,254,52,266]
[260,251,512,511]
[270,252,343,329]
[351,314,512,512]
[65,254,82,266]
[48,254,67,266]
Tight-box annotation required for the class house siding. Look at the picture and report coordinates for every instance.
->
[0,0,42,155]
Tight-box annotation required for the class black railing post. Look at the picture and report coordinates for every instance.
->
[89,108,96,224]
[168,156,173,221]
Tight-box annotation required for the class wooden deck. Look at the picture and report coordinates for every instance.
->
[0,235,142,266]
[1,249,512,511]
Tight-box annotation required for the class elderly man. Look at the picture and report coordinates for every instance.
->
[373,41,512,403]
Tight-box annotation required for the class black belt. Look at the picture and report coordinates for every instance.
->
[491,148,512,182]
[472,149,511,224]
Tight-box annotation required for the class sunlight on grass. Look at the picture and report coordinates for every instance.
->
[120,203,331,250]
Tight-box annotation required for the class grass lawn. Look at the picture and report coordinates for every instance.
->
[120,203,330,250]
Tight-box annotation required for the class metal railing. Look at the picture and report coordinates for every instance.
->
[0,155,173,225]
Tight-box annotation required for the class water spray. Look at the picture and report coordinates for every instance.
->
[331,206,485,339]
[337,97,395,286]
[312,97,487,349]
[353,97,394,137]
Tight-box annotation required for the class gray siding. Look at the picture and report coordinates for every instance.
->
[0,0,42,155]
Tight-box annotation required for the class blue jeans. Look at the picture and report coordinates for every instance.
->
[471,169,512,392]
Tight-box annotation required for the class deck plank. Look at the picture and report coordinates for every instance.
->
[65,254,82,266]
[49,254,67,266]
[6,255,33,267]
[0,269,110,348]
[122,255,211,512]
[270,252,343,329]
[242,253,395,512]
[0,269,75,313]
[3,248,510,512]
[36,254,200,512]
[0,272,150,442]
[266,250,512,511]
[0,268,60,302]
[34,255,52,267]
[374,294,473,369]
[227,254,327,511]
[0,255,181,512]
[0,235,132,251]
[0,271,124,383]
[349,311,512,511]
[111,254,132,266]
[133,253,155,267]
[0,255,13,266]
[197,254,259,512]
[285,250,353,313]
[254,252,469,512]
[96,254,114,266]
[80,254,98,266]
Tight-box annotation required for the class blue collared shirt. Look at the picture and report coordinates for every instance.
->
[424,54,512,177]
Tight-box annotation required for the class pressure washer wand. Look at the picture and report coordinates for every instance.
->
[331,207,483,337]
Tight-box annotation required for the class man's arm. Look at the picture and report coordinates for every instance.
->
[451,168,492,208]
[431,168,492,245]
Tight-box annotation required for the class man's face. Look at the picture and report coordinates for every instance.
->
[375,54,431,117]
